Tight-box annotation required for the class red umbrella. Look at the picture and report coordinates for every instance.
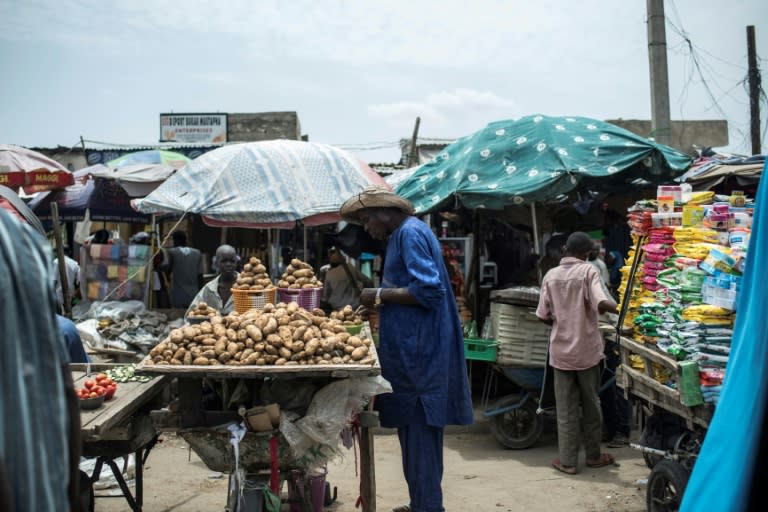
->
[0,144,74,193]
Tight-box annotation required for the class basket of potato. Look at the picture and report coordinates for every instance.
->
[330,305,365,335]
[231,257,276,313]
[276,258,323,310]
[145,301,377,367]
[187,302,220,324]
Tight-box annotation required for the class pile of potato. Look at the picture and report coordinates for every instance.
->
[276,258,322,289]
[330,305,363,326]
[187,302,219,318]
[146,301,375,367]
[235,257,274,291]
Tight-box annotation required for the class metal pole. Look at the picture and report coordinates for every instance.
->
[145,215,156,309]
[747,25,762,155]
[303,225,308,262]
[51,202,72,318]
[407,117,421,167]
[647,0,672,146]
[530,202,543,284]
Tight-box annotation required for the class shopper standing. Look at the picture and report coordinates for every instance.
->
[340,187,473,512]
[536,231,619,475]
[162,231,203,309]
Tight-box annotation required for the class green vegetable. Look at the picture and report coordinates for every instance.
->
[105,364,153,383]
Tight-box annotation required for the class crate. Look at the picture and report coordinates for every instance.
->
[231,287,277,314]
[491,303,550,367]
[464,338,498,362]
[277,287,323,311]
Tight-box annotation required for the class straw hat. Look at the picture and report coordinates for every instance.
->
[340,186,415,224]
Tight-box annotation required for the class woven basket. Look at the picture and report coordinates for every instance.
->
[231,287,277,314]
[277,287,323,311]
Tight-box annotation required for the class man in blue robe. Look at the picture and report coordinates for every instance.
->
[341,187,473,512]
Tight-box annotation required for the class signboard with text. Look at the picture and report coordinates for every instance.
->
[160,113,228,144]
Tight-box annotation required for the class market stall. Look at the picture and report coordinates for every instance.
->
[616,184,754,510]
[136,298,383,511]
[72,363,170,511]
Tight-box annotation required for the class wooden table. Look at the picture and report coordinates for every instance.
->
[72,363,170,512]
[136,330,382,511]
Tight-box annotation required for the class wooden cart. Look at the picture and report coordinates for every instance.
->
[136,330,382,511]
[72,363,170,512]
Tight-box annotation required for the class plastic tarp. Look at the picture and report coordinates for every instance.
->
[134,140,390,228]
[681,161,768,510]
[676,155,764,190]
[29,166,151,224]
[88,163,176,197]
[395,114,692,214]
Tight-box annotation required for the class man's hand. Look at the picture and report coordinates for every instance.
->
[359,288,377,307]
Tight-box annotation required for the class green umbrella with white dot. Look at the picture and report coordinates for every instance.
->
[395,114,692,214]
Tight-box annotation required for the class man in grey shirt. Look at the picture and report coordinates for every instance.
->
[163,231,203,308]
[321,248,373,312]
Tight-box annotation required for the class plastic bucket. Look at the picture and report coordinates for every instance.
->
[288,469,326,512]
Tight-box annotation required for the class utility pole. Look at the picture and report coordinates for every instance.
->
[747,25,762,155]
[407,117,421,168]
[647,0,672,146]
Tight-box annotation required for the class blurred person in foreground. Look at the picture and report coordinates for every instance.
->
[536,231,619,475]
[186,244,239,316]
[340,186,473,512]
[162,230,203,309]
[0,209,83,511]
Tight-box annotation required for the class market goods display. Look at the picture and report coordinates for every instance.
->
[104,363,153,383]
[276,258,322,289]
[75,373,118,403]
[235,257,274,291]
[144,301,376,367]
[330,305,363,326]
[187,302,219,319]
[620,186,753,406]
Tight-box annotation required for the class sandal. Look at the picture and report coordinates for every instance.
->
[551,458,578,475]
[392,506,411,512]
[586,453,616,468]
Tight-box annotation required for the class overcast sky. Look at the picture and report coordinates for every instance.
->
[1,0,766,164]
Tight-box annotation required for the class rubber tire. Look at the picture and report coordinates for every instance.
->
[489,396,544,449]
[646,460,690,512]
[640,423,663,469]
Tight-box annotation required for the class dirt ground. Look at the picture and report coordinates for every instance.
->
[93,421,650,512]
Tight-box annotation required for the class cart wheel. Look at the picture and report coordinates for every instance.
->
[640,424,663,469]
[489,396,544,449]
[646,460,690,512]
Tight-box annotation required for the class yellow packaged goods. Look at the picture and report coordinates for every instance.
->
[686,191,715,205]
[682,205,705,226]
[729,190,746,207]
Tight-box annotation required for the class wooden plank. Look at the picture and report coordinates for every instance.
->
[359,425,376,512]
[76,374,169,441]
[619,363,712,428]
[618,336,678,371]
